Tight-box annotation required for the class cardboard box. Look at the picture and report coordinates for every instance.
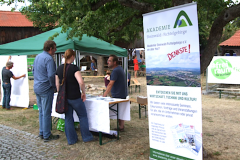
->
[137,96,148,105]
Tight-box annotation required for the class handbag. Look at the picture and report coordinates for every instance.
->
[56,65,70,114]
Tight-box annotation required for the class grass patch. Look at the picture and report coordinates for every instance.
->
[202,116,213,122]
[205,133,214,136]
[18,115,27,126]
[213,151,221,156]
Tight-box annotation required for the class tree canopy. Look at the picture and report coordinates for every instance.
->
[1,0,240,72]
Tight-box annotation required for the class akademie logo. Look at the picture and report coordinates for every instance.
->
[173,10,193,28]
[211,58,232,79]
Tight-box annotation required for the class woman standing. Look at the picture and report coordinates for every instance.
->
[56,49,96,145]
[133,55,139,78]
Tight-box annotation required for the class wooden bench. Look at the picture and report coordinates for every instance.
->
[81,71,91,76]
[216,88,240,99]
[82,76,105,80]
[128,70,134,76]
[131,79,141,93]
[129,84,136,94]
[129,98,147,119]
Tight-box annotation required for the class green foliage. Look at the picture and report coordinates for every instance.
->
[195,0,236,48]
[194,0,240,49]
[1,0,239,47]
[17,0,171,44]
[221,18,240,42]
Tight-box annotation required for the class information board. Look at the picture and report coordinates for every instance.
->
[207,56,240,84]
[0,56,29,108]
[143,3,202,160]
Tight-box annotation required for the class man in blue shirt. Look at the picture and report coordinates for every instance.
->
[90,59,96,71]
[90,59,97,76]
[33,40,59,142]
[103,55,127,131]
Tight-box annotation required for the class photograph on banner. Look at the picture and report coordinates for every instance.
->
[207,56,240,84]
[0,55,29,108]
[146,51,201,87]
[143,3,202,160]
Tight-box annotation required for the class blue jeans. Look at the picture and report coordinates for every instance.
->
[36,89,54,139]
[65,98,93,144]
[2,83,11,109]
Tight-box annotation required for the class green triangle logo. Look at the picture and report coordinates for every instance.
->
[174,10,192,28]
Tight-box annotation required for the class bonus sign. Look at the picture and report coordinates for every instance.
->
[208,56,240,84]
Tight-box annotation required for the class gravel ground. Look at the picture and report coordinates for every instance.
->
[0,124,61,160]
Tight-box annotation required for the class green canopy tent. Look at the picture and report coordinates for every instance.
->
[0,27,127,57]
[0,27,128,76]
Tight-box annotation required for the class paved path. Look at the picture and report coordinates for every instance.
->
[0,124,60,160]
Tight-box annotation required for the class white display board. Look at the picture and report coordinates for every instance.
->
[143,3,202,160]
[207,56,240,84]
[0,56,29,108]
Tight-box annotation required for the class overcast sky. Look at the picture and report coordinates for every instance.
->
[0,0,30,11]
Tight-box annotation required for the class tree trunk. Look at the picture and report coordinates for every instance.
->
[201,4,240,73]
[97,56,105,76]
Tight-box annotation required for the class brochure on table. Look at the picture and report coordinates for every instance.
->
[143,3,202,160]
[207,56,240,84]
[0,56,29,108]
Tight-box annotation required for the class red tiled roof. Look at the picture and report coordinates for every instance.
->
[219,30,240,47]
[0,10,33,27]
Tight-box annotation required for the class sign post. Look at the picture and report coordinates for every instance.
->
[143,3,202,160]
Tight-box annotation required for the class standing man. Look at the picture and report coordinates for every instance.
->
[103,55,127,131]
[1,56,26,110]
[90,59,97,76]
[33,40,59,142]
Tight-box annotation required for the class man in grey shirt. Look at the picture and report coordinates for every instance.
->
[33,40,59,142]
[2,56,26,110]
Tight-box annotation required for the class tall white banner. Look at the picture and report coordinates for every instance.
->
[207,56,240,84]
[143,3,202,160]
[0,56,29,108]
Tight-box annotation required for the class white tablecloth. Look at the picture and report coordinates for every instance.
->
[51,93,130,134]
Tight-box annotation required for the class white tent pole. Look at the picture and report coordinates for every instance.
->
[206,67,208,93]
[123,57,128,96]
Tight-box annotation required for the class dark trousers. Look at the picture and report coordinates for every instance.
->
[2,83,11,109]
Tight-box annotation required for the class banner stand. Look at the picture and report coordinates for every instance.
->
[143,2,202,160]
